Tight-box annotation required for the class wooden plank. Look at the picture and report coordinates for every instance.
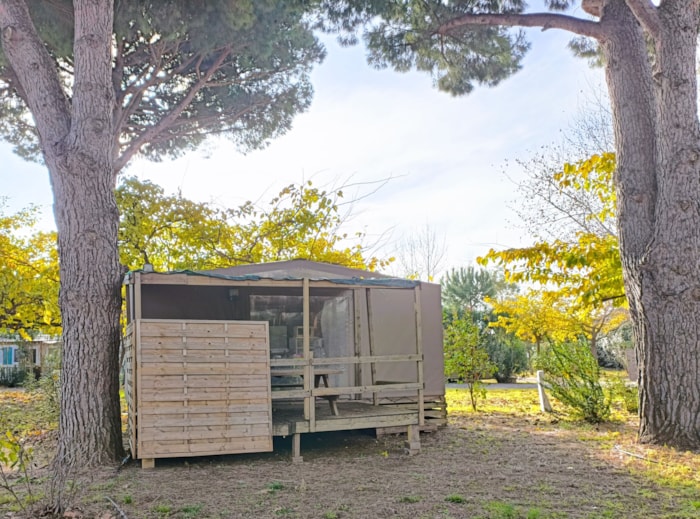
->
[139,402,270,415]
[270,357,306,367]
[297,413,419,434]
[310,354,422,366]
[140,374,268,389]
[353,289,362,399]
[135,318,142,460]
[140,337,268,350]
[140,352,266,363]
[139,320,267,338]
[139,437,272,457]
[366,288,378,405]
[312,382,422,397]
[140,390,270,403]
[139,364,269,376]
[303,278,311,423]
[414,285,425,426]
[271,389,311,399]
[139,424,271,441]
[270,368,342,377]
[142,409,268,427]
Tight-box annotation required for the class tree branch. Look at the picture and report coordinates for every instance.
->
[114,46,232,173]
[623,0,661,39]
[438,12,606,40]
[0,0,71,151]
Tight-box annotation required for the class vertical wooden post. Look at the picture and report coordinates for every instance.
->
[141,458,155,469]
[353,289,362,400]
[537,370,553,412]
[302,278,313,424]
[414,285,425,426]
[134,272,142,320]
[134,272,142,461]
[292,433,303,463]
[405,424,421,455]
[365,288,378,406]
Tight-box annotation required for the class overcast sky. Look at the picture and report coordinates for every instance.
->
[0,27,605,278]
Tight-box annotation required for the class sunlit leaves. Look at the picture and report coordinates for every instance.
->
[479,153,623,308]
[0,201,59,337]
[116,178,389,272]
[479,153,626,352]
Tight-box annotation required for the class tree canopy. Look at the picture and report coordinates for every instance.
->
[1,0,325,170]
[480,153,624,308]
[117,177,389,272]
[0,201,59,338]
[0,0,329,467]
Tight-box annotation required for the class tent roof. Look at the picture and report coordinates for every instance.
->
[128,260,426,288]
[203,259,393,280]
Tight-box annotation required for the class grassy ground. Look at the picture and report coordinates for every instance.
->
[1,384,700,518]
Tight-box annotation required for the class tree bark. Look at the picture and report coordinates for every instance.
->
[55,0,124,466]
[0,0,124,466]
[604,0,700,448]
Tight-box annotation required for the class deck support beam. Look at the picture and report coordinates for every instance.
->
[292,433,303,463]
[405,425,421,455]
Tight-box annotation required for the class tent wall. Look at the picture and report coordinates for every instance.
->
[419,282,445,398]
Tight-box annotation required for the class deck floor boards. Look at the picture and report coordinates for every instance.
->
[272,400,419,436]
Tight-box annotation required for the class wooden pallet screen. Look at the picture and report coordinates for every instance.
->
[123,323,136,457]
[134,319,273,459]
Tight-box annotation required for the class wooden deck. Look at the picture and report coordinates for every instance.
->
[271,400,419,436]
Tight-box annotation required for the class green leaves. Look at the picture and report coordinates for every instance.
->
[1,1,326,167]
[322,0,529,96]
[0,202,59,337]
[116,177,389,272]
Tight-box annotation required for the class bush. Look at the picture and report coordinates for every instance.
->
[483,334,528,383]
[607,374,639,414]
[535,340,611,423]
[444,315,496,411]
[0,366,30,387]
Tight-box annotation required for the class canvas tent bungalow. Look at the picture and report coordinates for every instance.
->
[123,260,444,468]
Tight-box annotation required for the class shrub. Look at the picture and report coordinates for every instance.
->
[535,340,611,423]
[607,374,639,414]
[0,366,29,387]
[483,334,528,383]
[444,315,496,411]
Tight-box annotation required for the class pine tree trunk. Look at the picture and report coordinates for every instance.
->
[604,0,700,449]
[0,0,125,466]
[52,161,125,466]
[52,0,124,466]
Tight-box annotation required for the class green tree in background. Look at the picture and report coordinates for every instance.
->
[441,267,525,383]
[441,266,512,318]
[0,201,58,338]
[116,177,389,272]
[443,314,496,411]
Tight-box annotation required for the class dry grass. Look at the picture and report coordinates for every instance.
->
[1,386,700,518]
